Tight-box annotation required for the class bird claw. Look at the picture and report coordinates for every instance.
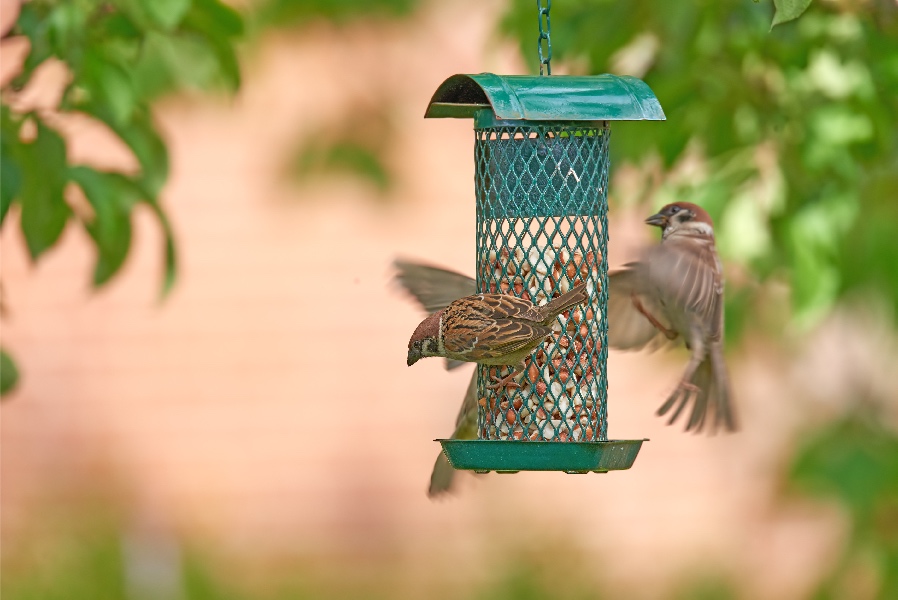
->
[486,371,520,390]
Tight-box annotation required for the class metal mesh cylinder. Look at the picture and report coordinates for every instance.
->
[473,113,610,443]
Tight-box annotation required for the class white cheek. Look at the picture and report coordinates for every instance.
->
[692,222,713,236]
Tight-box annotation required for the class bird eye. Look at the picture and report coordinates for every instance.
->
[669,206,680,214]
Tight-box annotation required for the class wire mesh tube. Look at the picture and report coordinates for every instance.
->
[473,112,610,442]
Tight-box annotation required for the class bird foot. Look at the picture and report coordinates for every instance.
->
[486,371,521,390]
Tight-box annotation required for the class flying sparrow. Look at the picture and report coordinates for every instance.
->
[407,285,589,389]
[608,202,736,432]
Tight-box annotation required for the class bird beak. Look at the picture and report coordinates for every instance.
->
[407,348,420,366]
[645,212,668,228]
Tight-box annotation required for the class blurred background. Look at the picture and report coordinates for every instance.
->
[2,0,897,598]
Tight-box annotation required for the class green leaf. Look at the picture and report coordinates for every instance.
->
[81,51,137,126]
[82,106,169,198]
[47,2,88,56]
[0,349,19,397]
[69,167,141,286]
[180,14,243,91]
[137,0,193,31]
[18,120,71,259]
[0,110,23,227]
[0,153,20,226]
[14,4,53,85]
[147,201,178,298]
[771,0,813,29]
[132,30,237,98]
[188,0,244,38]
[121,111,169,197]
[114,0,191,31]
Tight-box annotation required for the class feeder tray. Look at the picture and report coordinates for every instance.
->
[438,439,647,473]
[425,72,664,473]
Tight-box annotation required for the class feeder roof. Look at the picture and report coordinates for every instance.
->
[425,73,665,122]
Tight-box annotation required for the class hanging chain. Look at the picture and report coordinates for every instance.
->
[536,0,552,76]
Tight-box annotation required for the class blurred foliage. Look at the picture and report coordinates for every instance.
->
[0,348,20,396]
[0,0,244,395]
[292,138,392,195]
[250,0,418,30]
[247,0,421,200]
[502,0,898,337]
[288,108,395,198]
[1,0,245,291]
[772,0,815,28]
[788,409,898,598]
[2,519,743,600]
[672,576,737,600]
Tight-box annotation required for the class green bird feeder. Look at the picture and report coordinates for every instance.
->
[425,9,664,474]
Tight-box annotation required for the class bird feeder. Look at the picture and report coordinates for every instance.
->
[426,73,665,473]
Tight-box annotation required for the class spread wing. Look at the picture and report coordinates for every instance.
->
[453,371,478,430]
[392,259,476,314]
[646,235,724,340]
[607,264,670,351]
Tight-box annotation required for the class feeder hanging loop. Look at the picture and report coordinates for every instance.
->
[537,0,552,76]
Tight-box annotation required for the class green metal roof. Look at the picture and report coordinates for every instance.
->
[425,73,665,121]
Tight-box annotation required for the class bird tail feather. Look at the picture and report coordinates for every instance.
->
[542,284,590,321]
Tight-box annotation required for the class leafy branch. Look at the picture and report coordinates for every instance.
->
[0,0,244,396]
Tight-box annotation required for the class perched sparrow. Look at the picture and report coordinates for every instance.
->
[407,285,589,388]
[608,202,736,432]
[407,283,587,496]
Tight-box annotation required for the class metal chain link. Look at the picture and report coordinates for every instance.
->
[536,0,552,76]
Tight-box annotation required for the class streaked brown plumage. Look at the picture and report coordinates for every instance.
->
[407,285,589,389]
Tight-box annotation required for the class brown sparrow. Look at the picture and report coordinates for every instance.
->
[407,285,589,389]
[609,202,736,432]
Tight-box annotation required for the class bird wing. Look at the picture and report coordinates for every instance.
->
[470,293,544,322]
[392,259,476,314]
[607,263,671,351]
[453,370,478,430]
[444,316,549,360]
[647,234,724,339]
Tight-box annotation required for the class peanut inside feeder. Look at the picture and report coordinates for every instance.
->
[475,119,609,442]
